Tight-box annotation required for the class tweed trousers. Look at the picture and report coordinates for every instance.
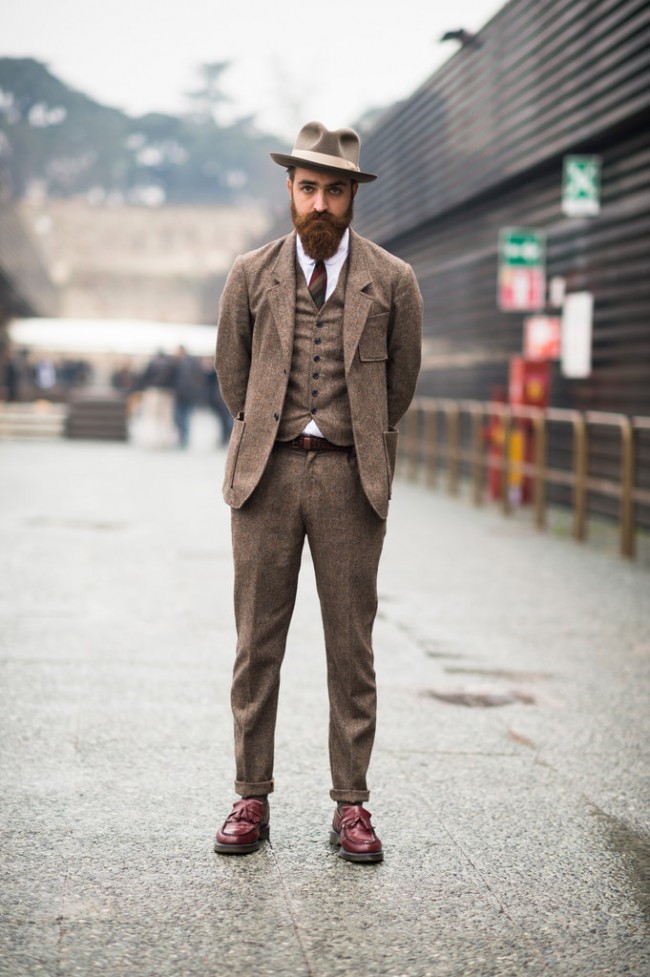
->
[230,445,387,803]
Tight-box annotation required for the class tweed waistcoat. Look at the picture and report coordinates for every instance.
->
[277,258,353,445]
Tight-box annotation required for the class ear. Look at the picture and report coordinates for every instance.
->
[352,183,359,199]
[286,176,293,197]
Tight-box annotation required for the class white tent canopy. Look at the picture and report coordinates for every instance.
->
[8,317,217,358]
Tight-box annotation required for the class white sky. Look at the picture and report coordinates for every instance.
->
[1,0,506,141]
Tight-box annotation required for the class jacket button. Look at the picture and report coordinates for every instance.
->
[310,407,317,415]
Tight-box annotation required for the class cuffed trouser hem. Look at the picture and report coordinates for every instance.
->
[236,779,274,797]
[330,788,370,803]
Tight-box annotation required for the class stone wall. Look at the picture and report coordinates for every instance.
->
[17,197,271,324]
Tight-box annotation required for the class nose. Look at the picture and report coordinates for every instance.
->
[312,189,328,212]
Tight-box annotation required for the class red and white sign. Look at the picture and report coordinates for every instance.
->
[498,267,545,312]
[524,316,562,360]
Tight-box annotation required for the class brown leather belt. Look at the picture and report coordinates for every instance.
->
[274,434,354,453]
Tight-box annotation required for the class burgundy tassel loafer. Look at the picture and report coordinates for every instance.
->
[214,798,270,854]
[330,804,384,863]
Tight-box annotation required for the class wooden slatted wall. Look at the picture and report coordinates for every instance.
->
[355,0,650,418]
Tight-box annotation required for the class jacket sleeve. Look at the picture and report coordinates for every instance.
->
[387,263,424,428]
[214,256,253,418]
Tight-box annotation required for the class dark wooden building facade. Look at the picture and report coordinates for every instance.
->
[354,0,650,417]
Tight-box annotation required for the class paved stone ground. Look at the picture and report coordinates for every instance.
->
[1,420,649,977]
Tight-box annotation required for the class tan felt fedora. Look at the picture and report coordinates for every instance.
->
[270,120,377,182]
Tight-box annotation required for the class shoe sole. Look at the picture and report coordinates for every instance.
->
[214,824,270,855]
[329,830,384,863]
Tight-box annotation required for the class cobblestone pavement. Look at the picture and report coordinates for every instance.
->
[1,429,648,977]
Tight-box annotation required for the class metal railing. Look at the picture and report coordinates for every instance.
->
[398,398,650,561]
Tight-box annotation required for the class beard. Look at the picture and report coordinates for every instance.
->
[291,197,354,260]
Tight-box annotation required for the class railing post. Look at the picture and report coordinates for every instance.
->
[446,404,460,495]
[620,417,635,559]
[501,409,511,514]
[424,404,438,488]
[533,412,547,530]
[573,414,587,541]
[471,405,484,506]
[404,405,419,481]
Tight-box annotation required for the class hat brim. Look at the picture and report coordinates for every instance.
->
[270,152,377,183]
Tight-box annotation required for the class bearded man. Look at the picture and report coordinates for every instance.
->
[213,121,423,862]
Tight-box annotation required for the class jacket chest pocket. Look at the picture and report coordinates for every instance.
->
[358,314,389,362]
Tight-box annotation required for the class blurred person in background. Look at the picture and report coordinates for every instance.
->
[35,357,57,391]
[0,346,19,401]
[213,121,423,863]
[172,345,203,449]
[201,356,233,446]
[138,348,176,448]
[111,360,136,396]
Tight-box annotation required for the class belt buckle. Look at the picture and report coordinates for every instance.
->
[303,435,313,451]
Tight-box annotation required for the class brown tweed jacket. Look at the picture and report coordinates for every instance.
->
[215,229,423,520]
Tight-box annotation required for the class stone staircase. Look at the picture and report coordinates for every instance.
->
[0,401,67,440]
[1,391,128,441]
[64,391,128,441]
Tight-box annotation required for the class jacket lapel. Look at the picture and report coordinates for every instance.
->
[266,229,374,370]
[267,232,297,362]
[343,231,374,372]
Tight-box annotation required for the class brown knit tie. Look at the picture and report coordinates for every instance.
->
[308,260,327,309]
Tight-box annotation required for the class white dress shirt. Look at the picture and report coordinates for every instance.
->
[296,229,350,437]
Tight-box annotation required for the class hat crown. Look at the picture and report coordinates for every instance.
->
[294,121,360,168]
[269,120,377,182]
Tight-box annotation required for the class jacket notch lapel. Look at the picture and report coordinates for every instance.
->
[267,234,297,361]
[343,236,374,372]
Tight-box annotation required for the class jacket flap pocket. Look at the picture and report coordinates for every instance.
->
[358,314,389,362]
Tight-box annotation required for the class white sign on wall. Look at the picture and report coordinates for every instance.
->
[561,292,593,378]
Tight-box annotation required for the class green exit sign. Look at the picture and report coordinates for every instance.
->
[499,228,545,267]
[498,228,546,312]
[562,155,601,216]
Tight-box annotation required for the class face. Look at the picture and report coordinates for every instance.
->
[288,167,358,260]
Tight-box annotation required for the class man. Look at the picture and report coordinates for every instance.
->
[139,349,176,448]
[201,356,234,446]
[171,345,202,449]
[214,121,423,863]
